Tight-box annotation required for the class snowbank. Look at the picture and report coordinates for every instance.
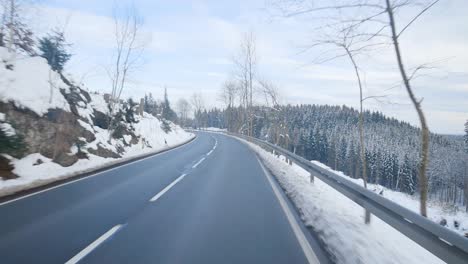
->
[0,128,194,197]
[310,160,468,237]
[204,127,227,132]
[242,139,447,264]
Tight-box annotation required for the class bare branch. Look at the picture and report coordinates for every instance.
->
[397,0,440,38]
[362,94,389,102]
[283,3,385,18]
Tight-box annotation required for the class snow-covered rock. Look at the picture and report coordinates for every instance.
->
[0,47,194,196]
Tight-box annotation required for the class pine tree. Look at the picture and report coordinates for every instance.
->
[124,98,137,123]
[38,30,71,72]
[161,88,177,122]
[0,125,24,157]
[400,155,415,194]
[338,137,347,172]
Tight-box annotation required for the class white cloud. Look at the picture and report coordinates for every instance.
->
[26,0,468,134]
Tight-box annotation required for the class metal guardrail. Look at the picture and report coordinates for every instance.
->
[229,132,468,264]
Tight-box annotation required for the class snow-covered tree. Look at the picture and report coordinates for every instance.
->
[0,123,24,157]
[38,30,72,72]
[0,0,35,55]
[161,88,176,122]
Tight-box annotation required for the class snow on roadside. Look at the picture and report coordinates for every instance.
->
[309,160,468,237]
[124,113,192,157]
[242,139,445,264]
[204,127,227,132]
[0,118,195,198]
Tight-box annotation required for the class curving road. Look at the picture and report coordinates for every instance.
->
[0,132,329,264]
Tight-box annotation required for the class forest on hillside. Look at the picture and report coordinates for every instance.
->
[192,105,468,208]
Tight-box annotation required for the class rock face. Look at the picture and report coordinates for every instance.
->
[88,144,121,159]
[0,75,138,168]
[0,101,91,167]
[0,155,17,180]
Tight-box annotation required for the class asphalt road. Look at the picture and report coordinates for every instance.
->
[0,132,329,264]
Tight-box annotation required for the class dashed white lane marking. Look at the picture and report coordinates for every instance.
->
[150,135,216,203]
[65,224,124,264]
[192,157,206,169]
[257,157,320,264]
[206,138,218,156]
[150,174,187,202]
[0,137,197,207]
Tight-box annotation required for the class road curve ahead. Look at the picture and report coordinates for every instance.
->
[0,132,328,264]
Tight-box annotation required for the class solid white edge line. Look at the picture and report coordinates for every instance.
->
[0,136,197,207]
[65,224,123,264]
[150,174,186,202]
[257,157,320,264]
[192,157,206,169]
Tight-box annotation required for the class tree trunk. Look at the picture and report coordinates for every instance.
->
[345,46,371,223]
[386,0,429,217]
[8,0,14,52]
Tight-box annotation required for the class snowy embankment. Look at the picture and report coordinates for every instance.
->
[0,47,194,197]
[309,160,468,237]
[242,139,463,264]
[1,117,194,197]
[204,127,227,132]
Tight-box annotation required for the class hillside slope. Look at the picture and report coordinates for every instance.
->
[201,105,468,208]
[0,47,193,196]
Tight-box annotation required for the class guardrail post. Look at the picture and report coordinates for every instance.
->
[310,173,314,183]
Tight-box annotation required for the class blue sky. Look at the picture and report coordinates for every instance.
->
[30,0,468,134]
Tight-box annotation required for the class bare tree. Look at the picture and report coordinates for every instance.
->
[383,0,438,217]
[107,3,145,137]
[233,30,257,136]
[307,25,379,223]
[258,79,285,151]
[219,79,238,131]
[0,0,35,56]
[2,0,17,52]
[190,92,205,129]
[176,98,191,128]
[465,120,468,212]
[258,79,280,108]
[272,0,439,217]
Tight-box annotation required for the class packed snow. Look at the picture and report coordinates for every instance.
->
[240,138,459,264]
[0,47,71,115]
[0,122,15,136]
